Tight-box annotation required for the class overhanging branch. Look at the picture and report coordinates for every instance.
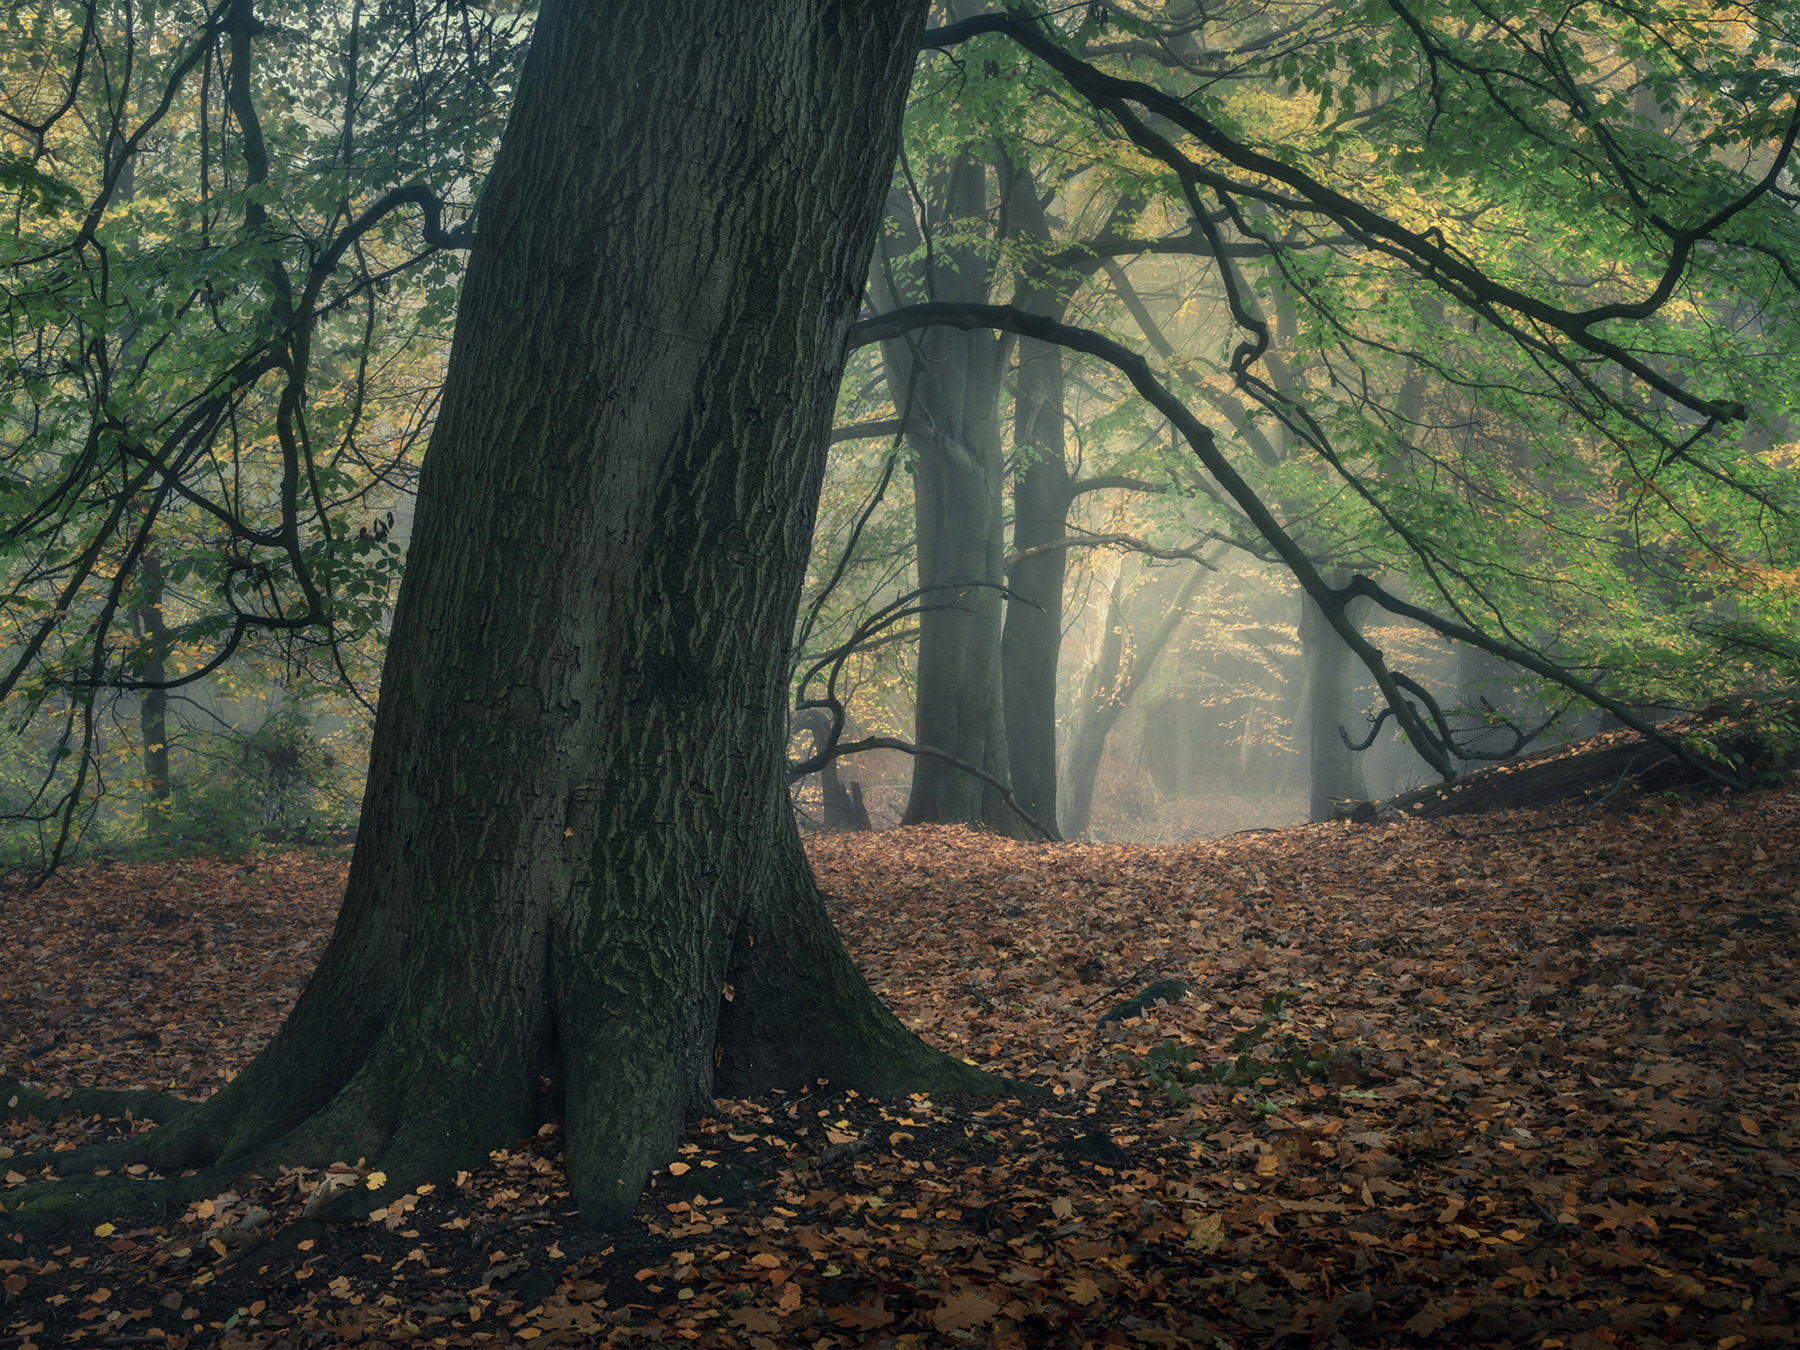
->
[852,300,1752,790]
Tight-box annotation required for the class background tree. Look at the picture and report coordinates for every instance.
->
[0,0,523,871]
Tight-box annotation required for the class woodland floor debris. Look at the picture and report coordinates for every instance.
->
[1,781,1796,1348]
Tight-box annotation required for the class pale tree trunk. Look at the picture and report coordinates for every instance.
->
[1300,569,1370,820]
[17,0,991,1236]
[1061,563,1207,838]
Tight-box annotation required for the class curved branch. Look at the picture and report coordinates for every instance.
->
[925,8,1768,426]
[852,299,1752,790]
[810,735,1056,842]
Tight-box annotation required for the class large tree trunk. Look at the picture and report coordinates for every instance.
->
[32,0,986,1234]
[862,4,1020,834]
[871,154,1016,831]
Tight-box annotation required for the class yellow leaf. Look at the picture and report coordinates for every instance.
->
[365,1171,387,1190]
[667,1162,690,1176]
[93,1223,114,1237]
[1185,1212,1224,1253]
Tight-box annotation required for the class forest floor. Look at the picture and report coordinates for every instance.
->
[0,781,1796,1349]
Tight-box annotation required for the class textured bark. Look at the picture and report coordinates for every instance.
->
[873,157,1016,831]
[11,0,996,1236]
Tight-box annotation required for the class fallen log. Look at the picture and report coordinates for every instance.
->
[1339,698,1799,822]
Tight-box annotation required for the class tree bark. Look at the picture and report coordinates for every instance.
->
[872,158,1017,831]
[13,0,994,1236]
[999,167,1073,838]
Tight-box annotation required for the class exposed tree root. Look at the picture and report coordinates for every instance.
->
[1,834,1018,1243]
[0,1079,196,1127]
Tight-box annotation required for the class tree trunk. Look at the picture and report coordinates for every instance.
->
[1061,563,1206,838]
[796,708,872,831]
[999,168,1073,838]
[873,160,1016,832]
[33,0,987,1234]
[1300,569,1370,821]
[131,554,170,825]
[1061,575,1129,841]
[1369,700,1799,820]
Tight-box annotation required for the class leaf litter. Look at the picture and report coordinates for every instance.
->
[0,782,1795,1348]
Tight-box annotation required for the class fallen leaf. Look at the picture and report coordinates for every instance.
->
[933,1290,1001,1332]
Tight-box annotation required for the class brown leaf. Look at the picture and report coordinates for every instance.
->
[933,1290,1001,1332]
[827,1298,894,1331]
[1066,1276,1102,1306]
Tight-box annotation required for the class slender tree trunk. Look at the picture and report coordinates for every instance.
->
[796,708,871,831]
[1061,575,1128,841]
[1300,569,1370,820]
[1061,563,1206,838]
[132,554,170,826]
[42,0,987,1234]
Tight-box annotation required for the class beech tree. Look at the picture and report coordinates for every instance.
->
[8,0,1800,1243]
[4,0,986,1235]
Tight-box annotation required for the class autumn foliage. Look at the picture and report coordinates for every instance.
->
[3,782,1797,1347]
